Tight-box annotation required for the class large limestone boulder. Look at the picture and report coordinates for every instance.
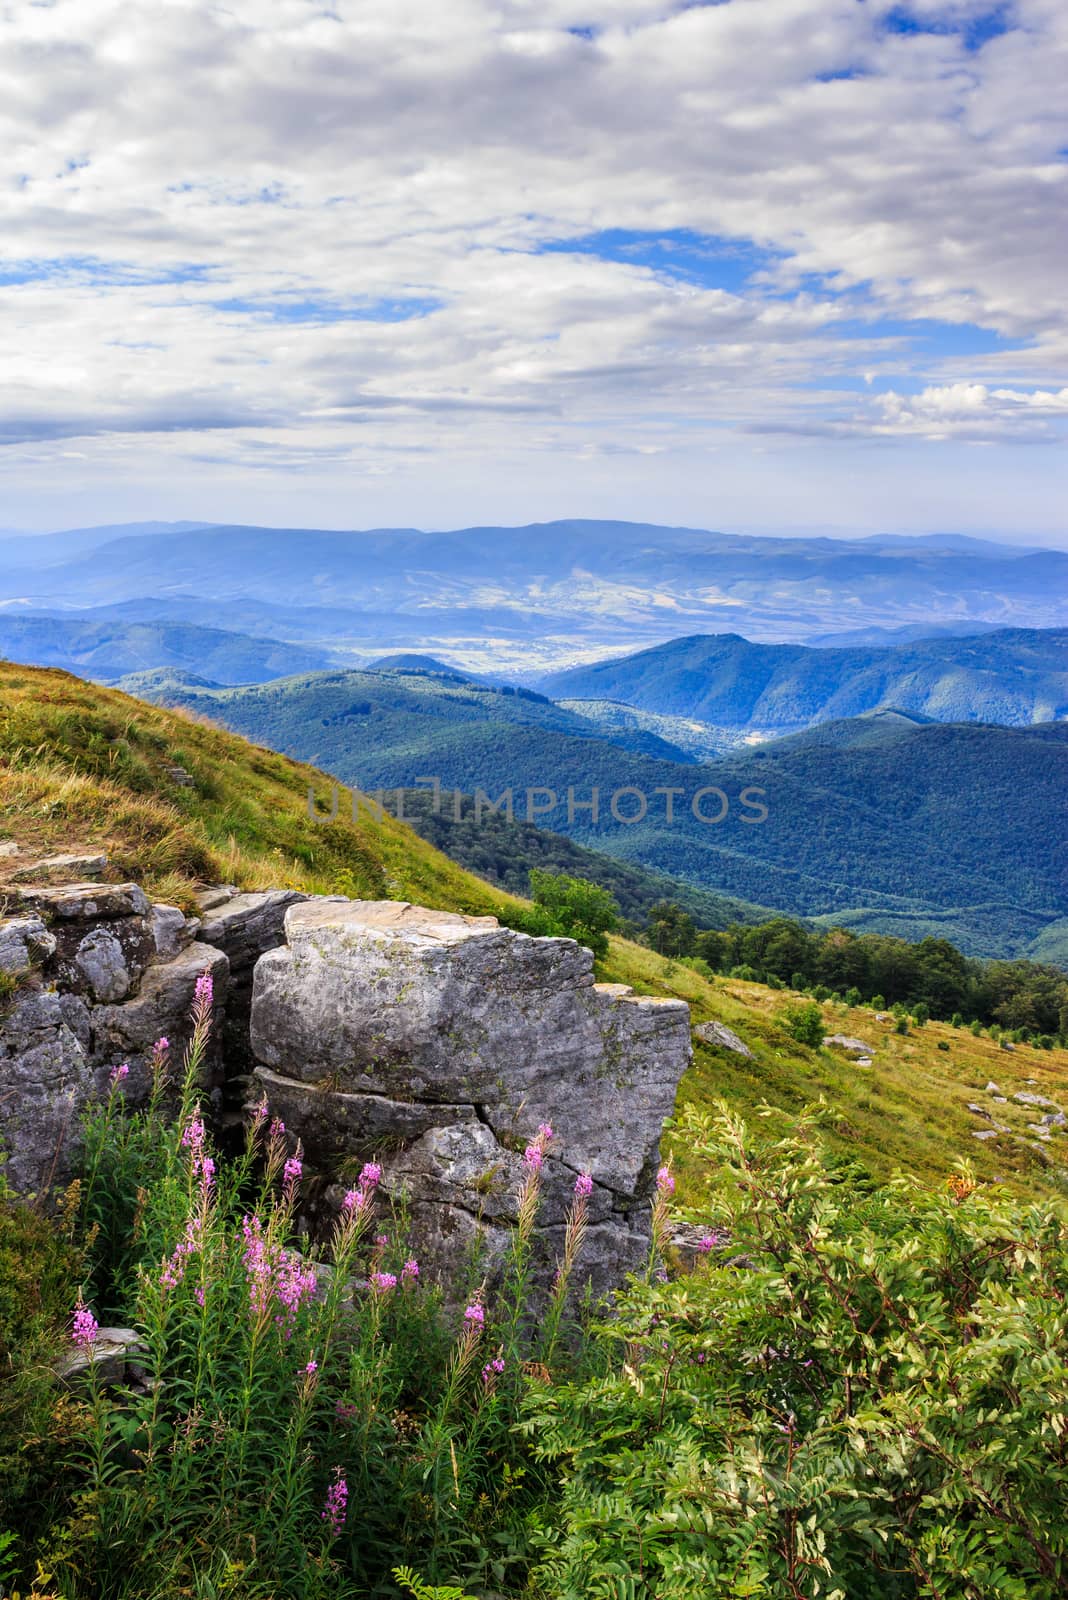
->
[250,900,692,1294]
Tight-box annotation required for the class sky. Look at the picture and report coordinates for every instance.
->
[1,0,1067,543]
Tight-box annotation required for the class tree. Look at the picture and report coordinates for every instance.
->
[645,900,697,958]
[528,869,618,959]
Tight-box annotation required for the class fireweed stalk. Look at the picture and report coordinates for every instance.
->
[499,1123,554,1362]
[648,1162,675,1277]
[539,1170,594,1365]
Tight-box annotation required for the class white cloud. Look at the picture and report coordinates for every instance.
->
[0,0,1065,526]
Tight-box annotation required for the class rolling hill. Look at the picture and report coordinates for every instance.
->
[540,627,1068,731]
[0,614,339,685]
[128,666,1068,960]
[2,660,1065,1201]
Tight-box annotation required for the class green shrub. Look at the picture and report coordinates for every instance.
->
[528,869,618,960]
[528,1107,1068,1600]
[895,1016,910,1035]
[937,1039,950,1051]
[780,1001,825,1048]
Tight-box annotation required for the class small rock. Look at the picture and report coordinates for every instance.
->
[694,1020,752,1058]
[1014,1091,1058,1109]
[74,926,133,1003]
[1042,1111,1067,1128]
[985,1082,1003,1095]
[991,1095,1007,1103]
[972,1130,999,1140]
[11,852,108,884]
[163,764,195,787]
[0,915,57,975]
[150,903,189,961]
[0,841,20,858]
[16,881,150,922]
[875,1012,889,1022]
[856,1056,873,1067]
[825,1034,874,1056]
[54,1327,147,1388]
[197,885,239,912]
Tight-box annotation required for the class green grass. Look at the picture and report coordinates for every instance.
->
[3,662,1066,1204]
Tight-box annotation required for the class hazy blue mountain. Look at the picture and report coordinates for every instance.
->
[3,521,1065,651]
[0,521,207,568]
[808,621,1004,648]
[130,666,1068,959]
[540,628,1068,731]
[0,615,339,685]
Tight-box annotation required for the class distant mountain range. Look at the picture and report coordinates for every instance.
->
[541,628,1068,732]
[3,521,1066,670]
[130,665,1068,961]
[0,615,339,686]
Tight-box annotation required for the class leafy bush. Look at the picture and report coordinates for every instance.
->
[527,1107,1068,1600]
[528,870,619,959]
[780,1001,825,1048]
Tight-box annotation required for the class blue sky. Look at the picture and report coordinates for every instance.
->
[0,0,1065,542]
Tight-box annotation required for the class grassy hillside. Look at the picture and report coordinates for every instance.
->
[2,662,1065,1201]
[0,662,525,919]
[540,627,1068,729]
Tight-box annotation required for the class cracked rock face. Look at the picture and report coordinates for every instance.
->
[250,899,692,1295]
[0,883,228,1195]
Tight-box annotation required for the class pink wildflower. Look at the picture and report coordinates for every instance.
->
[335,1399,359,1423]
[268,1117,285,1140]
[194,1286,205,1307]
[402,1258,419,1282]
[181,1116,206,1154]
[359,1161,382,1188]
[482,1356,506,1385]
[463,1302,485,1328]
[155,1036,170,1053]
[194,970,213,1008]
[109,1062,129,1088]
[370,1271,397,1292]
[303,1359,318,1375]
[72,1297,98,1350]
[523,1143,543,1172]
[656,1165,675,1197]
[342,1187,364,1213]
[322,1469,348,1538]
[537,1122,554,1142]
[283,1156,303,1188]
[574,1172,594,1198]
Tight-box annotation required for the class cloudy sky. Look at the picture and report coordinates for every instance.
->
[2,0,1067,540]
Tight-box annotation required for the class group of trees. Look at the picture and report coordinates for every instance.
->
[643,903,1068,1037]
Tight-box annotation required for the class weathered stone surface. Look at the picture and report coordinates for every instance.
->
[694,1020,752,1057]
[54,1327,148,1389]
[199,888,313,1068]
[15,881,151,922]
[92,940,229,1088]
[11,852,108,883]
[1,890,229,1193]
[0,915,56,975]
[150,904,190,961]
[1014,1091,1057,1108]
[0,989,91,1193]
[250,899,691,1293]
[825,1034,874,1056]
